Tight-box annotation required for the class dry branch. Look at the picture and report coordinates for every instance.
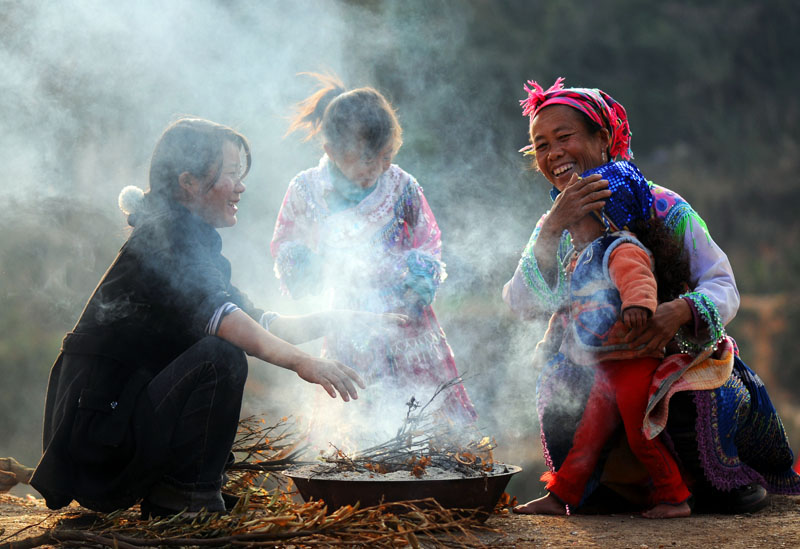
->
[317,377,499,478]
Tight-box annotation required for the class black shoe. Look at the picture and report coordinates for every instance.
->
[726,483,769,514]
[692,483,768,514]
[221,492,242,512]
[57,513,103,528]
[140,500,189,520]
[141,492,240,520]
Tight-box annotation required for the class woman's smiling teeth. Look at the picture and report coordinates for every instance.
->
[553,163,574,177]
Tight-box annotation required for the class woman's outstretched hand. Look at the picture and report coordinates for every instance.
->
[330,309,410,341]
[294,357,366,401]
[264,310,408,345]
[334,310,409,331]
[625,298,692,354]
[218,309,366,399]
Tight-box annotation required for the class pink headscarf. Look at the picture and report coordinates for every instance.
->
[520,77,633,160]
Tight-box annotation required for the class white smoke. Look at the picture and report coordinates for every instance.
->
[0,0,552,497]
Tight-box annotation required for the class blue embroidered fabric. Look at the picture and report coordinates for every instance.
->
[549,161,654,231]
[405,250,438,306]
[326,161,378,212]
[580,161,653,231]
[694,356,800,494]
[568,234,624,349]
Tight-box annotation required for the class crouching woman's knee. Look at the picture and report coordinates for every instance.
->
[196,336,249,390]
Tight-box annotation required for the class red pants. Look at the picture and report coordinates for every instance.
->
[545,357,691,507]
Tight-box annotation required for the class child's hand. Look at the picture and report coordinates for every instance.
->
[622,306,650,331]
[404,273,436,307]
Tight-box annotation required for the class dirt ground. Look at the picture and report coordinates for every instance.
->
[481,495,800,548]
[1,492,799,548]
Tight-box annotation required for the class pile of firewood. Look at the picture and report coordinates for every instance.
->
[318,379,497,478]
[0,413,505,549]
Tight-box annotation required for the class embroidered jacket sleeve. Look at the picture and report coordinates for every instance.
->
[680,223,739,325]
[502,212,570,320]
[270,173,323,298]
[400,178,446,305]
[652,184,739,325]
[607,244,658,314]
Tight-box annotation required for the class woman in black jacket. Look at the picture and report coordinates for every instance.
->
[30,118,385,517]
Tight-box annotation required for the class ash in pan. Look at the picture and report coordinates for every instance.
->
[308,378,502,479]
[289,462,516,482]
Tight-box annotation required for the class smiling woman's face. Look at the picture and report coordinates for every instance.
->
[529,105,609,191]
[191,140,246,228]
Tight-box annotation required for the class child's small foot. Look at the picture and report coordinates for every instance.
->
[641,501,691,519]
[513,493,567,515]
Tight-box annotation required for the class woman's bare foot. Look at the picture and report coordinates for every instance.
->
[641,501,691,519]
[513,493,567,515]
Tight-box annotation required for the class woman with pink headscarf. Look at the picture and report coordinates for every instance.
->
[504,78,800,515]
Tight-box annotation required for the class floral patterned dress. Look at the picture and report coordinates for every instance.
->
[271,155,476,423]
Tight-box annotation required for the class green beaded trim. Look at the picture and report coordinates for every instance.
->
[664,202,711,251]
[519,224,570,313]
[676,291,726,354]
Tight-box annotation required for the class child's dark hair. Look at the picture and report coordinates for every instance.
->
[286,72,403,158]
[629,217,690,302]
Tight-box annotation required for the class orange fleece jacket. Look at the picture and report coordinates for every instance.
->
[600,243,661,360]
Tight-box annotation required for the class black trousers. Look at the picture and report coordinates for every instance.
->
[143,337,247,512]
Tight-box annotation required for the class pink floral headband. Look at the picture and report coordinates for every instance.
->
[519,77,633,160]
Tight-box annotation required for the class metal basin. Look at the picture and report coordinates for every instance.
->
[283,463,521,518]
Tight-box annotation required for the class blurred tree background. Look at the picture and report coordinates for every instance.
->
[1,0,798,498]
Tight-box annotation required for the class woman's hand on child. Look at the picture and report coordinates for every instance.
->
[625,298,693,354]
[294,356,366,401]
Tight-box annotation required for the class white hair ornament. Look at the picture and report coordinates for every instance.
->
[118,185,145,215]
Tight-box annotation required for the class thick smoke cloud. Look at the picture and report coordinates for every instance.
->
[1,0,553,496]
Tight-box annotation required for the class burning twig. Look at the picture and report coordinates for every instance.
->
[317,377,498,478]
[223,415,314,493]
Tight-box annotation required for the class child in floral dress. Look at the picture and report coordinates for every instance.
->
[271,74,476,425]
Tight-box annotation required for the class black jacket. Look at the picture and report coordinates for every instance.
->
[31,204,261,511]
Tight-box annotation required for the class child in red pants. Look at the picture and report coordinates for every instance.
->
[543,357,690,516]
[516,161,693,518]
